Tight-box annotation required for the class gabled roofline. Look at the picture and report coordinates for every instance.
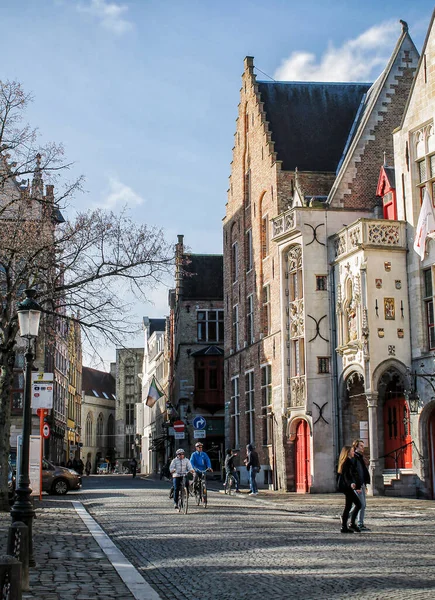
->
[327,24,419,205]
[396,9,435,132]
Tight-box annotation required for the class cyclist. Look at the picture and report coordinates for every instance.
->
[224,448,240,492]
[190,442,212,492]
[169,449,195,510]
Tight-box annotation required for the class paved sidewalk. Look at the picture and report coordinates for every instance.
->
[0,498,136,600]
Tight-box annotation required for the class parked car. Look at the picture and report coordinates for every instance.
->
[97,462,110,474]
[42,459,82,495]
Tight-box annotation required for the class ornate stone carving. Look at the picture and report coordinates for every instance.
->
[290,376,306,407]
[334,234,346,257]
[349,225,361,247]
[289,299,304,337]
[288,245,302,271]
[367,223,400,245]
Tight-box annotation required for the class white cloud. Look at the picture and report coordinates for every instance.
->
[273,20,399,82]
[77,0,133,35]
[96,177,144,209]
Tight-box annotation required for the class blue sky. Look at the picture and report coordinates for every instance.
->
[2,0,434,365]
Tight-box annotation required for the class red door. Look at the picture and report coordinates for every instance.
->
[383,396,412,469]
[295,420,310,493]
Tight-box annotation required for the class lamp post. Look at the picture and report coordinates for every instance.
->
[11,289,42,576]
[405,364,435,415]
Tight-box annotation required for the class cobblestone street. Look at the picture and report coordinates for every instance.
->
[79,476,435,600]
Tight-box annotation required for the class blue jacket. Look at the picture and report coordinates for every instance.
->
[190,450,211,472]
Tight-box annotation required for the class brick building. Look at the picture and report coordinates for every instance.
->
[223,23,419,492]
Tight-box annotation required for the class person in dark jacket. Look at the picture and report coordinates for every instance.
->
[224,449,240,492]
[349,439,371,530]
[246,444,260,495]
[130,457,138,478]
[337,445,362,533]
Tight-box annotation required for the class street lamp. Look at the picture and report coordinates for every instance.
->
[11,289,42,580]
[404,365,435,415]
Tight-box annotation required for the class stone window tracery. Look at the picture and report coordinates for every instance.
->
[286,245,305,407]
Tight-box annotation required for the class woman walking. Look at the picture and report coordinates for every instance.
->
[337,445,362,533]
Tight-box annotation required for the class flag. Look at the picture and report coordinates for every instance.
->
[414,188,435,261]
[146,376,163,408]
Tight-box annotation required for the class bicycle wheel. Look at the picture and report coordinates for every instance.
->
[202,482,207,508]
[182,484,189,514]
[228,475,236,496]
[195,483,201,506]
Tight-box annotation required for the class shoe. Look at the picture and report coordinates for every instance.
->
[236,490,241,493]
[348,523,361,532]
[174,504,178,510]
[359,524,370,531]
[252,492,258,495]
[340,527,354,533]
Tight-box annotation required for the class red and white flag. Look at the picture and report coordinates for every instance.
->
[414,188,435,261]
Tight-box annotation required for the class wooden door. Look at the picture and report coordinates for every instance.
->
[295,420,310,493]
[383,396,412,469]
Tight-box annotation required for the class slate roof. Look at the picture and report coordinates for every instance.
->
[257,81,371,172]
[82,366,116,400]
[383,166,396,188]
[149,318,166,336]
[182,254,223,300]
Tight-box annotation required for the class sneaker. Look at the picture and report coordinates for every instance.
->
[252,492,258,495]
[359,524,370,531]
[348,523,361,532]
[174,504,178,510]
[340,527,354,534]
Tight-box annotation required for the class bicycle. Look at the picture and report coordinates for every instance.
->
[176,474,189,514]
[224,472,238,496]
[194,470,208,508]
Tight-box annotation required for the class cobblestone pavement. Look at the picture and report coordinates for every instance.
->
[2,476,435,600]
[0,496,135,600]
[77,476,435,600]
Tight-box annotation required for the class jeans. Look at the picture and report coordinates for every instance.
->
[349,486,366,525]
[173,476,188,505]
[249,467,259,493]
[342,489,362,526]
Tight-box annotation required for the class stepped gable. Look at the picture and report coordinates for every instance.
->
[256,81,371,172]
[182,254,223,300]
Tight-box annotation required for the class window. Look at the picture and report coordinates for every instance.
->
[261,365,272,446]
[197,309,224,342]
[245,371,255,446]
[107,414,115,450]
[415,125,435,203]
[126,403,135,426]
[246,228,253,272]
[247,295,254,344]
[231,376,240,449]
[262,285,271,336]
[125,434,134,458]
[293,339,305,376]
[316,275,327,291]
[261,215,269,258]
[317,357,330,374]
[232,242,239,283]
[85,413,93,447]
[96,413,104,448]
[232,304,239,350]
[424,268,435,349]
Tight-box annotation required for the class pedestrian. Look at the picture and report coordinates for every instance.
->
[66,459,73,469]
[85,459,91,476]
[349,439,371,531]
[245,444,260,495]
[337,445,362,533]
[130,457,138,478]
[76,458,84,475]
[224,448,240,492]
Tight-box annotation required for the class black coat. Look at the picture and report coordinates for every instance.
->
[353,451,371,485]
[341,457,362,490]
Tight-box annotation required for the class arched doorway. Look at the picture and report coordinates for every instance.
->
[295,420,310,493]
[380,370,412,469]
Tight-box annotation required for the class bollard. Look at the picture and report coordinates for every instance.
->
[6,522,28,592]
[0,554,22,600]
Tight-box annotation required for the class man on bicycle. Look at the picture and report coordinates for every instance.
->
[169,449,195,510]
[190,442,212,492]
[224,448,240,492]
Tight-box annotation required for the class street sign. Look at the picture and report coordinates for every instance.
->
[193,415,207,430]
[173,420,185,433]
[194,430,206,438]
[174,432,185,440]
[42,423,50,439]
[32,372,54,410]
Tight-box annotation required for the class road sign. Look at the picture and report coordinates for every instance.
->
[193,415,207,430]
[32,372,54,409]
[194,429,206,438]
[42,423,50,439]
[173,420,185,433]
[174,432,185,440]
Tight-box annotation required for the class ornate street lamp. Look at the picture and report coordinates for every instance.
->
[404,365,435,415]
[10,289,42,585]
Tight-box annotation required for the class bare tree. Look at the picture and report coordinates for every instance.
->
[0,80,174,510]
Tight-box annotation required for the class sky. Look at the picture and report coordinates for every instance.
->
[1,0,434,367]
